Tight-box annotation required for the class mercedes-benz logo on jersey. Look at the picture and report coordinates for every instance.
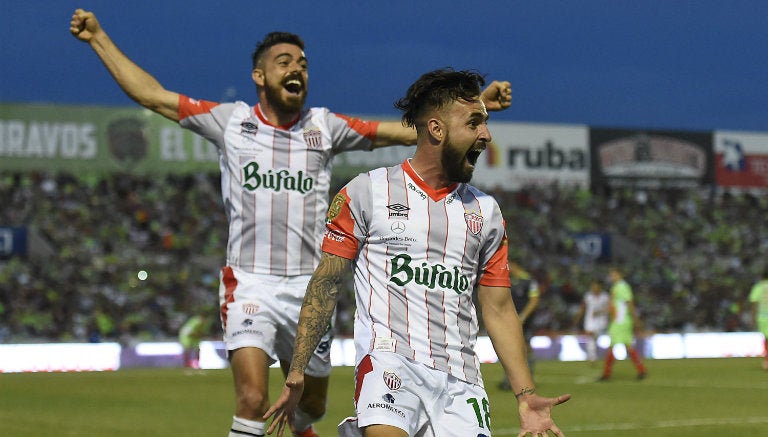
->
[387,203,410,219]
[390,221,406,234]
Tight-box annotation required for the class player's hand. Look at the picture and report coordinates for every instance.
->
[481,80,512,112]
[70,9,101,42]
[263,375,305,436]
[517,392,571,437]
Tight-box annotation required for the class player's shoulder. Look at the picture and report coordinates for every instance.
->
[462,183,503,212]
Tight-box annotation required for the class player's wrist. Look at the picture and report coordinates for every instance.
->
[514,386,536,399]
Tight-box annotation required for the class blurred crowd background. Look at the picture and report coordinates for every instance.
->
[0,171,764,344]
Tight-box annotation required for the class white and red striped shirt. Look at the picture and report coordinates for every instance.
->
[178,96,378,275]
[323,160,511,385]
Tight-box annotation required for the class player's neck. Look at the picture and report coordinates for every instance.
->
[408,157,451,191]
[256,102,301,129]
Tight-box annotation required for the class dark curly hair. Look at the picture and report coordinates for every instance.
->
[251,32,305,69]
[394,68,486,129]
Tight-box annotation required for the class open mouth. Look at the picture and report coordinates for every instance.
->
[283,78,304,95]
[466,149,483,166]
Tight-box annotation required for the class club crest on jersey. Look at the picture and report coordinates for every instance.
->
[303,128,323,149]
[327,192,347,222]
[241,302,260,315]
[382,370,402,391]
[464,210,483,235]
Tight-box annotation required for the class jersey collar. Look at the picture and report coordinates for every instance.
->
[403,159,459,202]
[254,103,302,130]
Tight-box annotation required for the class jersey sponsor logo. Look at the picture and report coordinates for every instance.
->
[327,192,347,222]
[324,229,346,243]
[366,402,406,418]
[302,127,323,149]
[242,162,314,194]
[389,253,470,294]
[387,203,410,219]
[464,210,483,235]
[407,182,427,200]
[382,370,402,390]
[390,221,406,234]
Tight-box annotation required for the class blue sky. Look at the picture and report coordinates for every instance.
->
[2,1,766,132]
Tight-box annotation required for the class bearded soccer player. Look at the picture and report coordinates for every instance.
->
[70,9,512,437]
[265,69,569,437]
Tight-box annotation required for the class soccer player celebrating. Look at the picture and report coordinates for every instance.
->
[749,268,768,370]
[70,9,512,437]
[265,68,570,437]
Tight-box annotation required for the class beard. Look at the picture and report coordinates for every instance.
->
[441,133,475,183]
[263,77,306,115]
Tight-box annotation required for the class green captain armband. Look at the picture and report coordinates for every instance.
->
[514,387,536,398]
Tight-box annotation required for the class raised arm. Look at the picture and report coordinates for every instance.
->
[263,252,350,436]
[371,80,512,148]
[478,284,570,436]
[69,9,180,121]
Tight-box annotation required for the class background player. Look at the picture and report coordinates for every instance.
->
[749,268,768,370]
[179,312,211,369]
[264,68,569,437]
[573,279,610,363]
[498,260,541,390]
[70,9,513,437]
[598,268,647,381]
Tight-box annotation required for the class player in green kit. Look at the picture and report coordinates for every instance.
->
[598,267,647,381]
[749,269,768,370]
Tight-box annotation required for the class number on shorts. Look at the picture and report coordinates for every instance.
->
[466,397,491,429]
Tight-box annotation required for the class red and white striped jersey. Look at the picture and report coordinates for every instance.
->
[178,96,378,275]
[323,160,511,385]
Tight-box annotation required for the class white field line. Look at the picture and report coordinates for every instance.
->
[543,375,768,390]
[493,416,768,435]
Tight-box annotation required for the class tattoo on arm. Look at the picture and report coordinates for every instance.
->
[290,253,349,374]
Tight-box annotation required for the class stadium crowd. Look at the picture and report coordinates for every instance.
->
[0,171,765,343]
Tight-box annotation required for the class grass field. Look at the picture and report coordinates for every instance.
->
[1,357,766,436]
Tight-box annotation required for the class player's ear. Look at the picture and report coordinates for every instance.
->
[252,68,265,87]
[427,118,444,143]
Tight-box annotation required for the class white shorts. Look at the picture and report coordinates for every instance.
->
[584,316,608,334]
[339,352,493,437]
[218,266,334,377]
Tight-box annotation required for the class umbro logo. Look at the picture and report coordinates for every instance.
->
[240,120,258,135]
[387,203,410,219]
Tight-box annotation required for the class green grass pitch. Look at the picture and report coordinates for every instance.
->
[1,357,766,436]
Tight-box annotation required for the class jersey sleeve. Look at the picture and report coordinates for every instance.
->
[477,199,512,288]
[478,225,512,287]
[321,174,371,259]
[177,95,237,150]
[322,187,359,259]
[178,95,220,121]
[326,112,379,153]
